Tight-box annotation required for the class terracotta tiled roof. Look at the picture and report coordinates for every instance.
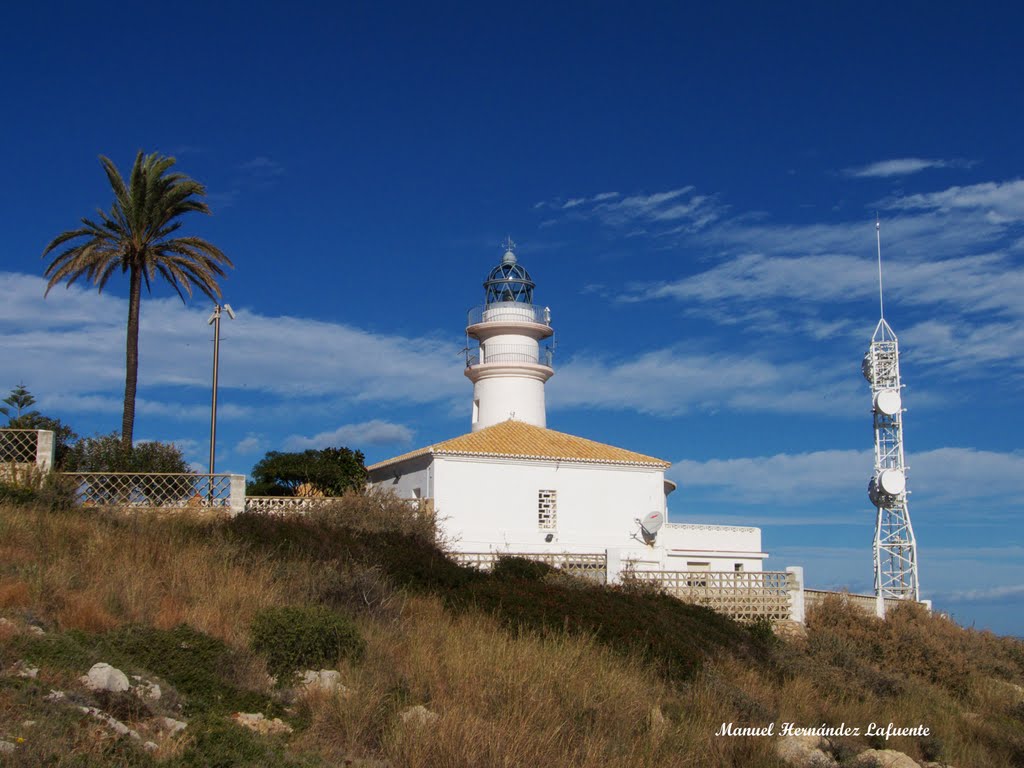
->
[367,419,670,471]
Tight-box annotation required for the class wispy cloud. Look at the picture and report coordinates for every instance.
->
[883,178,1024,223]
[552,349,861,417]
[284,420,414,450]
[942,583,1024,603]
[843,157,974,178]
[536,186,724,233]
[239,156,285,177]
[669,446,1024,508]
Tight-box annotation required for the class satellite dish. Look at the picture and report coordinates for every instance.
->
[639,511,665,544]
[874,388,902,416]
[868,468,906,506]
[861,352,874,382]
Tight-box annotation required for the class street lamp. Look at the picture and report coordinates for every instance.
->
[208,303,235,476]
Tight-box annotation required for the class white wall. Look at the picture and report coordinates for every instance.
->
[370,455,432,501]
[471,374,547,430]
[659,523,766,572]
[433,456,665,551]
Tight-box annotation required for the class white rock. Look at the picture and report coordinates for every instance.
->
[399,704,439,727]
[0,741,15,754]
[856,749,921,768]
[158,717,188,735]
[21,721,36,728]
[143,741,159,752]
[81,662,130,693]
[776,733,837,767]
[298,669,344,693]
[44,689,66,702]
[8,660,38,678]
[78,705,140,740]
[27,625,44,636]
[231,712,293,736]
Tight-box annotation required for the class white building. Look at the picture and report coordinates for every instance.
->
[368,243,766,573]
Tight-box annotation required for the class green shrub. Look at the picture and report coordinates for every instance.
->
[492,555,554,581]
[250,606,365,680]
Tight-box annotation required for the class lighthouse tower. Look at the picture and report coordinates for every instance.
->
[465,239,555,431]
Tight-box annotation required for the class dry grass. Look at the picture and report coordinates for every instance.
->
[1,501,1023,768]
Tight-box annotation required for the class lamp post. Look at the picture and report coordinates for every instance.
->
[208,303,235,476]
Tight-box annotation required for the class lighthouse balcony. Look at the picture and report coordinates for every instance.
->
[466,343,555,369]
[467,302,551,327]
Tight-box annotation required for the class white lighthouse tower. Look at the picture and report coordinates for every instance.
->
[465,238,555,431]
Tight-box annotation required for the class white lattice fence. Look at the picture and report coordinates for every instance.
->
[65,472,244,514]
[451,552,607,583]
[804,589,915,617]
[628,570,796,622]
[244,496,342,514]
[0,429,55,476]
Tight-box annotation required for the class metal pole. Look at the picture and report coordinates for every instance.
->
[209,305,221,476]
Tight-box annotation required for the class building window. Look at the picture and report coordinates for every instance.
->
[538,490,557,530]
[734,563,744,572]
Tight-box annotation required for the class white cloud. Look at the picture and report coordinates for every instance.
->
[942,583,1024,603]
[843,158,972,178]
[884,179,1024,222]
[283,419,414,450]
[537,187,723,231]
[0,271,465,409]
[551,349,862,417]
[669,446,1024,509]
[234,433,266,455]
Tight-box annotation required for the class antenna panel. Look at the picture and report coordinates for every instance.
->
[873,389,902,416]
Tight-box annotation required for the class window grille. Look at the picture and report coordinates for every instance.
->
[538,489,557,530]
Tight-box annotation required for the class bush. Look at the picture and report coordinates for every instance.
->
[250,605,365,680]
[63,432,190,473]
[492,555,554,581]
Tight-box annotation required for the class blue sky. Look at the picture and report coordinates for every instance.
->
[2,3,1022,634]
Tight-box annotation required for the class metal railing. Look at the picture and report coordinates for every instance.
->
[627,570,796,622]
[467,303,551,327]
[452,551,607,583]
[65,472,239,512]
[465,343,554,368]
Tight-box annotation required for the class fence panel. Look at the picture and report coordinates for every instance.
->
[65,473,234,510]
[628,570,796,622]
[451,551,608,584]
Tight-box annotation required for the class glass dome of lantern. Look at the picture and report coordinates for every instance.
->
[484,239,535,305]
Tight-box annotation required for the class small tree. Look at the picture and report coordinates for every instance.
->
[63,432,190,473]
[1,384,36,420]
[248,447,367,496]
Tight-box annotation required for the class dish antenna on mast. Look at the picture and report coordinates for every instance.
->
[863,219,920,611]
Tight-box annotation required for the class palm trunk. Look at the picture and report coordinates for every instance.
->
[122,265,142,450]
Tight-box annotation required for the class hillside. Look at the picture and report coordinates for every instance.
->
[1,495,1023,767]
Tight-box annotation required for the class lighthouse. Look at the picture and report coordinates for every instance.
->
[465,239,555,431]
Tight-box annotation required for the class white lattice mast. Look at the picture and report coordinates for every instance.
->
[862,219,919,606]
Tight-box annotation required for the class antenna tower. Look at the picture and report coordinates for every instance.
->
[862,219,919,610]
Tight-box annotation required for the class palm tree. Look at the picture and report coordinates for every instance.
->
[42,151,232,449]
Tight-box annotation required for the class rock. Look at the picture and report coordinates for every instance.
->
[0,740,15,754]
[855,750,921,768]
[7,660,38,678]
[298,669,346,694]
[776,734,837,767]
[143,741,159,752]
[27,625,45,636]
[231,712,293,736]
[81,662,130,693]
[21,720,36,728]
[157,717,188,735]
[399,704,439,727]
[44,689,66,702]
[78,705,141,740]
